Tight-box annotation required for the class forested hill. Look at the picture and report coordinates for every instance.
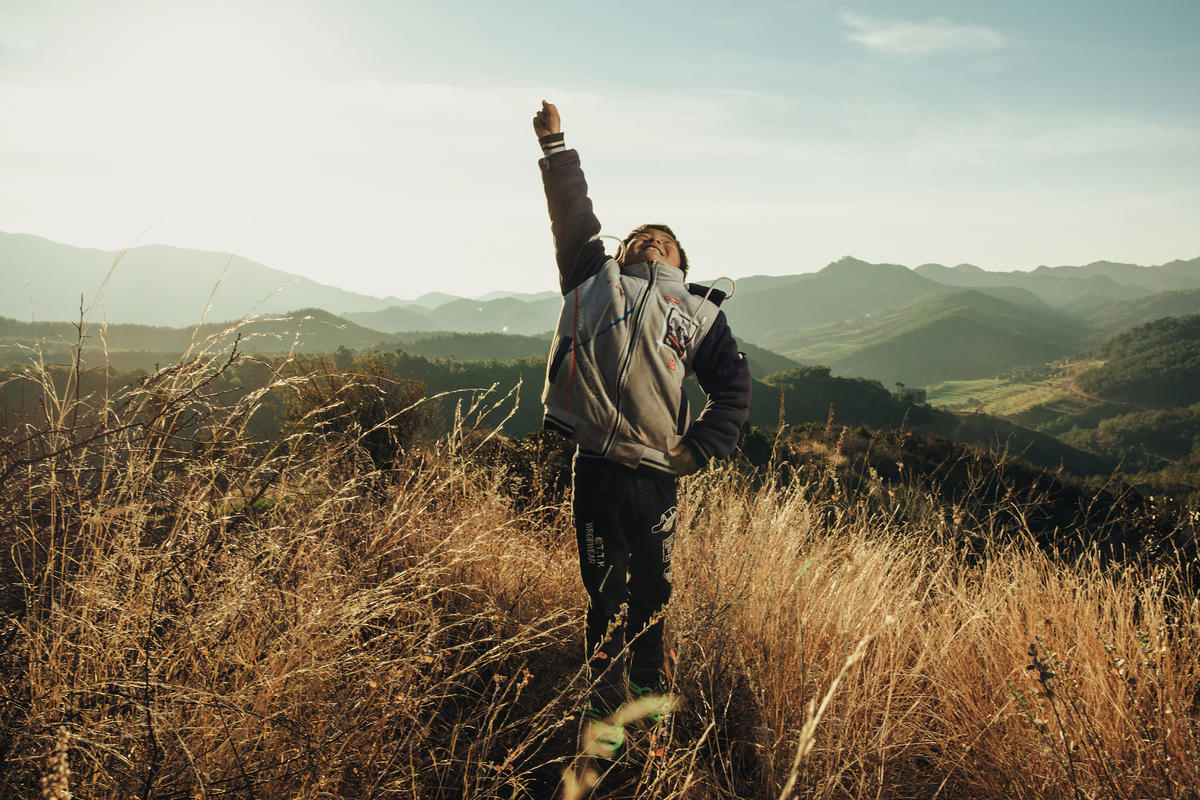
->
[0,308,399,365]
[926,314,1200,493]
[754,365,1110,476]
[1075,314,1200,406]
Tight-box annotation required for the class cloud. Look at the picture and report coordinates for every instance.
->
[841,12,1006,57]
[905,114,1200,165]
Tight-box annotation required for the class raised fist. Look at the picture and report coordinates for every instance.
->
[533,100,561,138]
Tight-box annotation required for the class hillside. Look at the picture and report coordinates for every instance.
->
[762,290,1086,387]
[924,318,1200,491]
[283,349,1105,477]
[748,365,1109,476]
[1075,314,1200,406]
[342,295,562,336]
[340,304,437,332]
[3,341,1195,799]
[837,316,1067,387]
[0,309,401,366]
[737,342,803,378]
[0,311,802,392]
[420,296,560,336]
[723,257,948,343]
[385,331,553,362]
[1063,289,1200,336]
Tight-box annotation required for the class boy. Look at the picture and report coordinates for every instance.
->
[533,100,750,749]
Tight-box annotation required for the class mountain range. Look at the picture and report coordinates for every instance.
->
[4,229,1200,388]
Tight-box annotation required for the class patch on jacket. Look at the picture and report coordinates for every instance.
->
[663,308,699,357]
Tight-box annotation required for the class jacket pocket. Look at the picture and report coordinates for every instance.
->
[675,391,690,436]
[548,336,572,383]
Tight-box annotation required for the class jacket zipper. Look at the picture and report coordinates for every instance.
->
[602,268,657,456]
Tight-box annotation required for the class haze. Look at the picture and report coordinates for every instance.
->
[1,0,1197,300]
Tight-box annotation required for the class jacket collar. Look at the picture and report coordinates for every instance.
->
[620,260,685,283]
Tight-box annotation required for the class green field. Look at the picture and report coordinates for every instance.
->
[927,361,1104,417]
[927,377,1068,416]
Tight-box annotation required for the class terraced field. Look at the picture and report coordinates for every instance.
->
[927,361,1104,417]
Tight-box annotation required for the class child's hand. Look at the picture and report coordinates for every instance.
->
[533,100,561,137]
[668,443,700,476]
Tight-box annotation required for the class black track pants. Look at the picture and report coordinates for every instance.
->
[572,453,677,709]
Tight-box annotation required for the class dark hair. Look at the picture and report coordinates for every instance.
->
[616,224,689,274]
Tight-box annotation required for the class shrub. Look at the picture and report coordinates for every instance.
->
[278,351,433,469]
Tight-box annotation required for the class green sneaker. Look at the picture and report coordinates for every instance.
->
[582,703,625,756]
[627,676,672,724]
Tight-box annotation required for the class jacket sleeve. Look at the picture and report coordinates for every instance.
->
[683,310,751,464]
[539,145,609,294]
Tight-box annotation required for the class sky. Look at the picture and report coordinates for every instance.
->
[1,0,1198,300]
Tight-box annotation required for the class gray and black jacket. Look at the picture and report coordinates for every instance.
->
[537,138,751,473]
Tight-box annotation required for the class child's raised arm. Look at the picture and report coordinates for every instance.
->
[534,101,605,293]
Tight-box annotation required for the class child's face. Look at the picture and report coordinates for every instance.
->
[621,229,682,268]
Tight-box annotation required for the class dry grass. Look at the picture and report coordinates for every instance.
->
[672,463,1198,799]
[1,330,1197,799]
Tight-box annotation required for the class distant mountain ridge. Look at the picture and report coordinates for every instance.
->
[0,232,413,325]
[5,230,1200,389]
[343,296,562,336]
[6,230,1197,327]
[1067,289,1200,332]
[723,257,947,344]
[913,258,1200,306]
[718,255,1200,386]
[0,231,557,327]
